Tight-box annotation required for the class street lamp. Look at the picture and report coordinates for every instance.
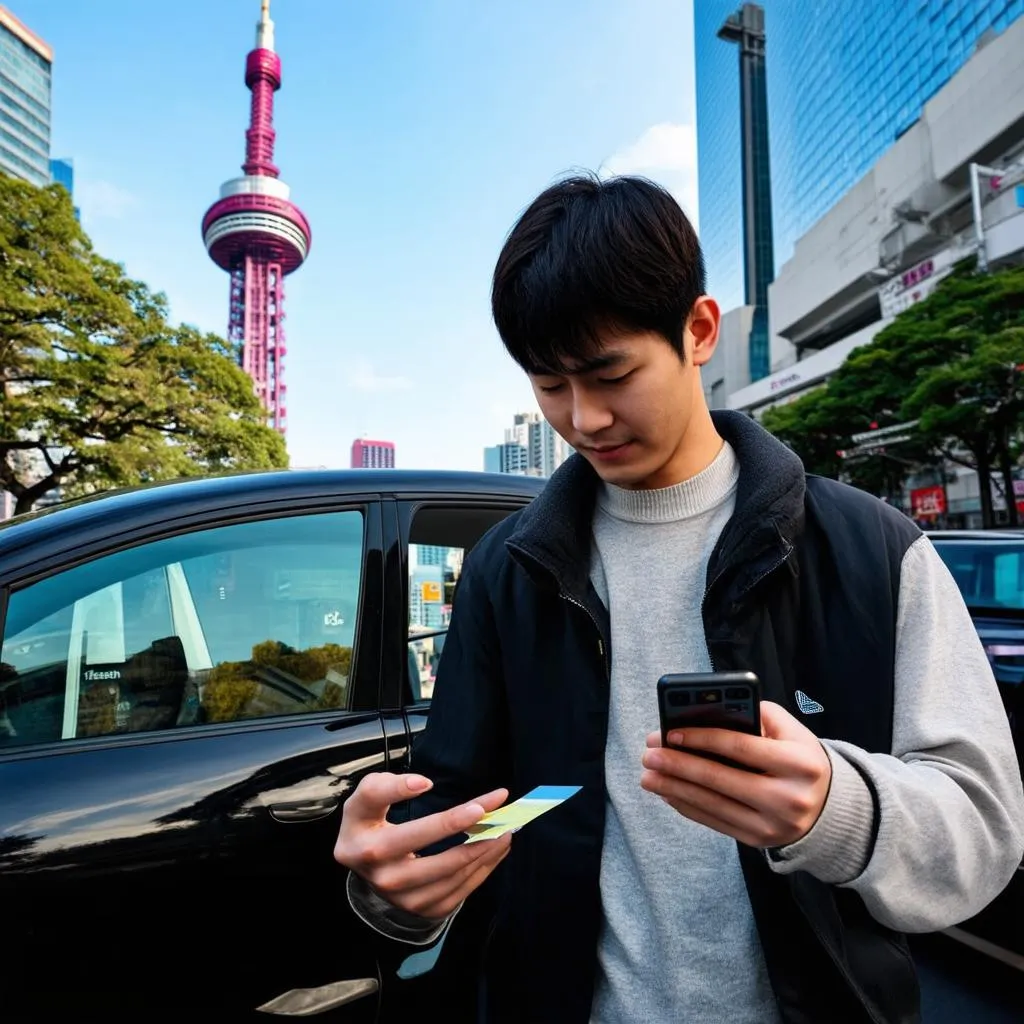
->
[970,159,1024,272]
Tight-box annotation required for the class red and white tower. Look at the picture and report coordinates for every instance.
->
[202,0,310,436]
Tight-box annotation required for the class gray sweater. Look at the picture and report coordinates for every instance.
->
[348,442,1024,1023]
[588,441,779,1022]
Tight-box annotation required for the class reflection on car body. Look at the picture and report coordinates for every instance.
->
[0,467,541,1021]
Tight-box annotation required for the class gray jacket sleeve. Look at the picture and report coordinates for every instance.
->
[768,535,1024,933]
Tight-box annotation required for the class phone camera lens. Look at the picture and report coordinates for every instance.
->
[698,690,722,704]
[725,687,750,700]
[669,691,691,707]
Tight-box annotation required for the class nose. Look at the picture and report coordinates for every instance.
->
[570,384,614,438]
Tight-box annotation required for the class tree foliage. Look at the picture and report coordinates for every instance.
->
[761,260,1024,525]
[0,174,287,515]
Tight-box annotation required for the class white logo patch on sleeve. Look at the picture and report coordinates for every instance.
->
[795,690,825,715]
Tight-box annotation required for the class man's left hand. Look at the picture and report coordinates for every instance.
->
[640,700,832,848]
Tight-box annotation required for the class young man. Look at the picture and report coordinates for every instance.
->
[335,174,1024,1023]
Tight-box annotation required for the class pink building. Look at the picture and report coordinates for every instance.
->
[351,439,396,469]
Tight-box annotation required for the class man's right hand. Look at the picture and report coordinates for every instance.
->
[334,772,512,922]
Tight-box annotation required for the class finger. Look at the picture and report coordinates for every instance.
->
[352,788,509,864]
[391,833,511,912]
[407,837,513,920]
[344,772,435,826]
[642,746,778,808]
[370,831,511,894]
[661,727,817,776]
[645,730,662,749]
[659,794,767,847]
[640,769,779,845]
[641,767,766,828]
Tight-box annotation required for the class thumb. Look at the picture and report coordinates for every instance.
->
[759,700,813,742]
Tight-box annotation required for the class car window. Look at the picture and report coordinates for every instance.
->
[408,541,464,701]
[0,510,365,749]
[934,541,1024,612]
[405,503,524,704]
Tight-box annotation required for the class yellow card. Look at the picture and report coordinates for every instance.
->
[464,786,582,843]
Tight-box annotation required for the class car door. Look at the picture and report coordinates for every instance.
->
[372,494,535,1016]
[0,498,387,1022]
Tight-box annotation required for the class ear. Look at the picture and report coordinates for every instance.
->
[688,296,721,367]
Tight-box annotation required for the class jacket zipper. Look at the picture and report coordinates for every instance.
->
[560,591,610,679]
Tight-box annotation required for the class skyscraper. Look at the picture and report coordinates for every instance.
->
[351,439,396,469]
[696,0,1023,312]
[484,412,571,476]
[203,0,311,437]
[0,5,51,186]
[483,442,530,475]
[716,3,774,382]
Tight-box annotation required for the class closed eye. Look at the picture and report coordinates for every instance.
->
[599,370,634,385]
[537,382,565,394]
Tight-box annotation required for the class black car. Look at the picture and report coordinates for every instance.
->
[929,531,1024,971]
[0,468,543,1021]
[2,479,1020,1021]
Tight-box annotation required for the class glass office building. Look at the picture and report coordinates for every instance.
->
[0,7,52,186]
[696,0,1024,319]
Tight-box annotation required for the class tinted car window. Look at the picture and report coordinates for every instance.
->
[408,542,463,701]
[933,541,1024,612]
[0,510,365,748]
[405,503,523,705]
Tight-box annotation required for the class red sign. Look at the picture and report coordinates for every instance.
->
[911,485,946,519]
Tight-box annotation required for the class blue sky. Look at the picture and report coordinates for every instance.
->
[17,0,697,471]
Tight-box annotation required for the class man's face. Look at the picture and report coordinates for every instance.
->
[529,302,718,490]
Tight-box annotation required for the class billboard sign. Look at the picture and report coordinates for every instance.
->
[911,485,946,519]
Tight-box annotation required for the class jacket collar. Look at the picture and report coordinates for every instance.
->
[506,410,806,601]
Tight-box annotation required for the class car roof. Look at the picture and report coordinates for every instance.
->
[926,530,1024,542]
[0,468,546,559]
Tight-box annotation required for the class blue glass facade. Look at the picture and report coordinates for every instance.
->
[49,155,72,191]
[696,0,1024,320]
[50,157,80,220]
[695,0,744,316]
[0,10,51,186]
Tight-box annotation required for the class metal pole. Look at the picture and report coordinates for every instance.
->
[970,161,988,273]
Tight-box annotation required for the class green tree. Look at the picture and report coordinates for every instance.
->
[760,387,843,479]
[0,173,287,514]
[903,329,1024,526]
[761,261,1024,525]
[760,385,927,502]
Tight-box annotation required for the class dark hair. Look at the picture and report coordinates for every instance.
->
[491,172,705,374]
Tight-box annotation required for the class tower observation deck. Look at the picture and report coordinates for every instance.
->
[202,0,311,436]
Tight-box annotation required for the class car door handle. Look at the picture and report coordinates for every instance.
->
[257,978,379,1015]
[266,795,341,822]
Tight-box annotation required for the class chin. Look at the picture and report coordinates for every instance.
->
[586,458,648,488]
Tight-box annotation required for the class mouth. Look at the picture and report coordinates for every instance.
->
[583,442,634,463]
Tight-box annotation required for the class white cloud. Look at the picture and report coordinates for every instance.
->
[348,360,413,393]
[601,122,699,229]
[76,179,140,223]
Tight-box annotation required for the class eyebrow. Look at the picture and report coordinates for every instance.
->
[534,351,630,376]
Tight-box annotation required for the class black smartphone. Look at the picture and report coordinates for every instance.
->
[657,671,762,771]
